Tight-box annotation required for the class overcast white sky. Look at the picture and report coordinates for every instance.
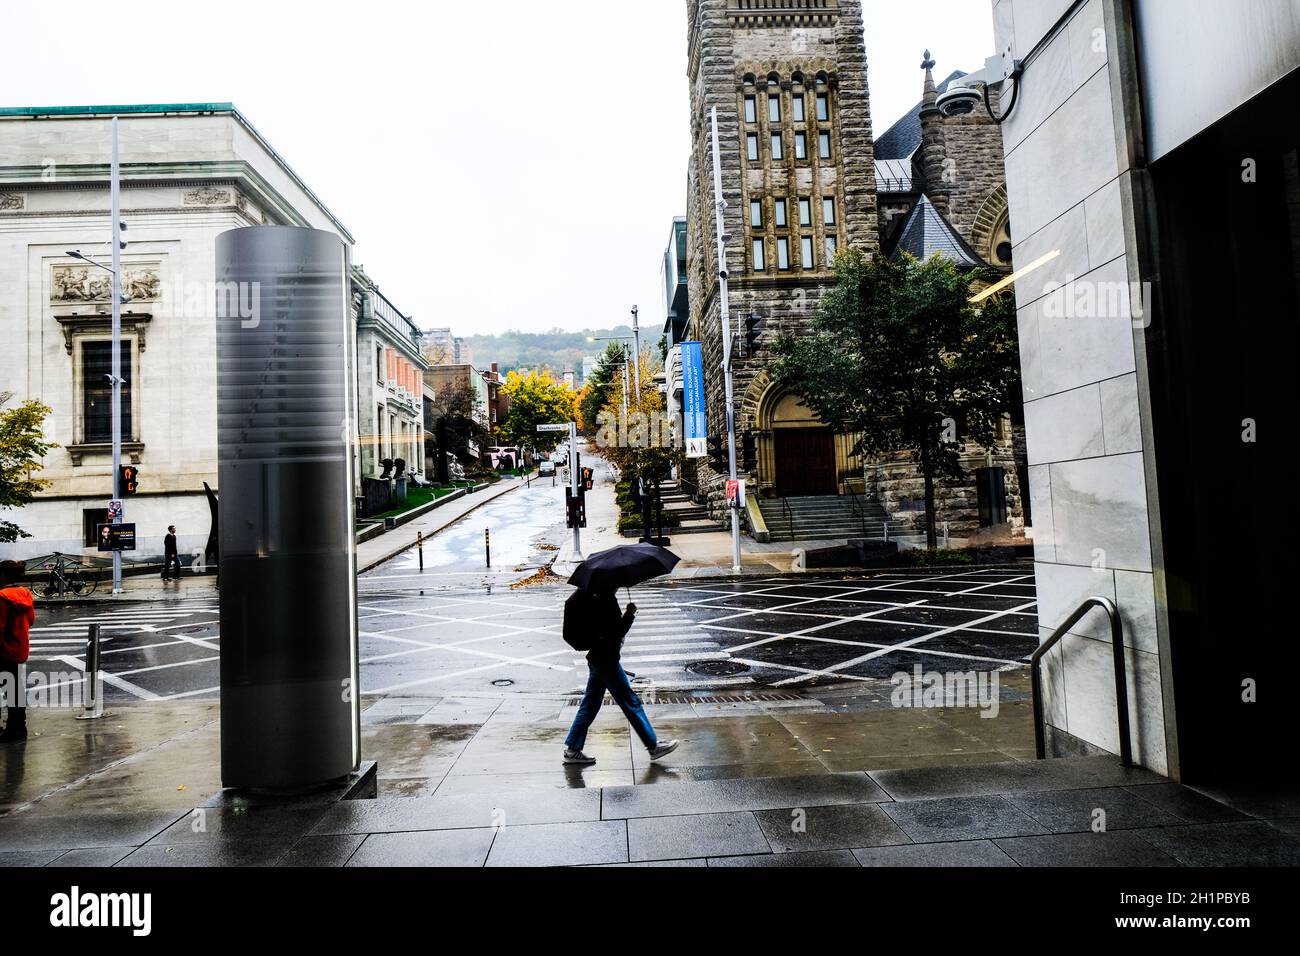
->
[4,0,992,338]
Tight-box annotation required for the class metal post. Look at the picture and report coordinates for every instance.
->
[76,623,106,720]
[630,305,642,397]
[569,421,582,559]
[417,530,424,572]
[110,117,123,595]
[485,528,491,568]
[710,106,742,573]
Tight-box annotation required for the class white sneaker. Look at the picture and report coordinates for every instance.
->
[648,739,679,761]
[563,748,596,765]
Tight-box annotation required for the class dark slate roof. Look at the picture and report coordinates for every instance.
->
[889,195,989,269]
[873,70,967,160]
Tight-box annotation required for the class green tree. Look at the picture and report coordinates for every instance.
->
[501,370,577,452]
[0,393,55,543]
[578,341,627,433]
[770,250,1020,548]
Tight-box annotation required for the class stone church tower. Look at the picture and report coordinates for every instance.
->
[685,0,878,507]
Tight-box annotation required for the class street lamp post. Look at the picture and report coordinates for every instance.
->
[630,306,641,396]
[67,117,127,594]
[109,117,123,594]
[710,106,742,573]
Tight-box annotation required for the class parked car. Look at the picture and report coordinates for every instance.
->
[538,459,556,477]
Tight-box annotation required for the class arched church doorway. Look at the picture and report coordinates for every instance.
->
[770,393,836,496]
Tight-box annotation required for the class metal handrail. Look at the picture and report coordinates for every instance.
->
[840,477,868,537]
[781,496,793,532]
[1030,595,1133,767]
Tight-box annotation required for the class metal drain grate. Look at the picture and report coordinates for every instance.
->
[686,660,751,677]
[566,692,803,706]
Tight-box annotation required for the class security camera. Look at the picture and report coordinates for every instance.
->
[937,84,982,117]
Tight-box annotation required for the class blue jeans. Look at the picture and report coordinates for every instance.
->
[565,658,657,751]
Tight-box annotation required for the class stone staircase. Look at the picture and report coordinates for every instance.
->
[652,480,720,535]
[758,494,889,542]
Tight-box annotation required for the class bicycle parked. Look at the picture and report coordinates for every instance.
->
[39,552,98,599]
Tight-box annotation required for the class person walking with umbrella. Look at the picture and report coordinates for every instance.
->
[562,544,681,766]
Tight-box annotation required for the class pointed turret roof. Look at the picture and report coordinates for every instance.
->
[889,195,989,269]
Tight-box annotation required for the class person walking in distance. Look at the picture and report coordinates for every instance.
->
[0,560,34,743]
[162,525,182,581]
[561,587,678,765]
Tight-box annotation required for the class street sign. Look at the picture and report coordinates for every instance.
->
[96,523,137,552]
[536,423,570,432]
[681,341,707,458]
[726,478,746,509]
[106,499,124,521]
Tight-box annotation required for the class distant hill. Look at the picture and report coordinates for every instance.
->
[459,326,644,376]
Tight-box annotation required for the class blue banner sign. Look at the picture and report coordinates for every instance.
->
[681,341,707,458]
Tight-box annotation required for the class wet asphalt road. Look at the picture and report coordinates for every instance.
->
[22,565,1038,704]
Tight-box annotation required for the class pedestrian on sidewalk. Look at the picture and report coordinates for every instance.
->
[0,560,34,743]
[162,525,182,581]
[562,587,678,765]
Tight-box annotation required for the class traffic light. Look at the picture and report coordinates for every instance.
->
[744,313,767,357]
[581,467,594,492]
[707,435,729,473]
[119,464,140,495]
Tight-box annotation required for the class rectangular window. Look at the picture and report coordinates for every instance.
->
[802,236,815,270]
[770,133,783,160]
[823,197,837,225]
[769,95,781,123]
[744,95,757,124]
[83,508,108,548]
[793,95,805,122]
[82,340,131,444]
[795,132,807,159]
[799,197,812,226]
[376,346,385,384]
[750,200,763,229]
[746,133,759,161]
[817,92,830,121]
[752,237,766,271]
[777,237,791,270]
[774,199,787,228]
[825,235,838,261]
[819,131,832,159]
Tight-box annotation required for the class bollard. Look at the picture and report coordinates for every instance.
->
[417,530,424,572]
[485,528,491,568]
[75,623,106,720]
[942,521,950,548]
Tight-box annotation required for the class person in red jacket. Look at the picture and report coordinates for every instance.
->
[0,559,34,743]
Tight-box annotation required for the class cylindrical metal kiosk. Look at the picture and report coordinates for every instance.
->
[215,226,360,789]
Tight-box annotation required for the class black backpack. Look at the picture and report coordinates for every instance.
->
[562,589,597,651]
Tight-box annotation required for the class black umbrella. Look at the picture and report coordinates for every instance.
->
[568,543,680,595]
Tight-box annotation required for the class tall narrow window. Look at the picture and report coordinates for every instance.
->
[799,197,812,226]
[768,94,781,123]
[816,92,830,121]
[801,236,815,270]
[795,132,808,159]
[825,235,838,261]
[753,237,766,271]
[793,95,805,122]
[823,197,837,225]
[818,131,831,159]
[750,200,763,229]
[744,96,757,124]
[746,133,759,161]
[774,199,787,228]
[82,340,131,444]
[777,237,791,270]
[770,133,783,160]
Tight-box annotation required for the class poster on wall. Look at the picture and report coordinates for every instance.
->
[680,341,707,458]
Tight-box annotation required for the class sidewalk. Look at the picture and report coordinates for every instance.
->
[5,690,1299,866]
[355,474,526,572]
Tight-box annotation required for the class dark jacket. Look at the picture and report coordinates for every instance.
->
[164,533,178,556]
[567,590,634,663]
[0,586,34,664]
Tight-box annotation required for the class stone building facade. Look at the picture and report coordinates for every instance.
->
[0,103,417,562]
[683,0,1025,539]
